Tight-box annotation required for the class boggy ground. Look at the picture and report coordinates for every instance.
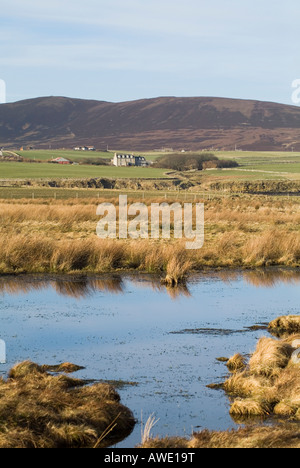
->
[0,195,300,284]
[139,315,300,449]
[0,361,135,448]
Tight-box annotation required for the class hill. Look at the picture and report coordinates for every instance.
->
[1,96,300,151]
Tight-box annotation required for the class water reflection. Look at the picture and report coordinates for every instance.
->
[0,274,192,300]
[0,268,299,299]
[0,275,125,299]
[217,268,300,288]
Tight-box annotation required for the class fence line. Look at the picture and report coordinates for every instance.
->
[0,186,298,202]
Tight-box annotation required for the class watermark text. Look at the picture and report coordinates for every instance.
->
[96,195,204,250]
[0,79,6,104]
[291,79,300,105]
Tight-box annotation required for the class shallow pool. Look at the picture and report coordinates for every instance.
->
[0,269,299,447]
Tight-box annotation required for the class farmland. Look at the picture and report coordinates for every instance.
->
[0,161,167,179]
[1,149,300,183]
[0,148,300,449]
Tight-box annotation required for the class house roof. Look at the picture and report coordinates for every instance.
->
[52,157,70,162]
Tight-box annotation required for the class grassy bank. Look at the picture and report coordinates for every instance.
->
[0,195,300,277]
[0,361,135,448]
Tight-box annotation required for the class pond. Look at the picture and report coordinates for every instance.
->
[0,269,299,447]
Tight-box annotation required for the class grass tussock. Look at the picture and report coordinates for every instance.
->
[226,354,247,373]
[0,361,135,448]
[248,337,294,377]
[268,315,300,337]
[223,317,300,420]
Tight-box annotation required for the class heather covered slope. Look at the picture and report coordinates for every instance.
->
[1,96,300,150]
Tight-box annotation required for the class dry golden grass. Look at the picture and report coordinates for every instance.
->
[139,425,300,448]
[248,337,294,377]
[229,398,272,418]
[223,322,300,420]
[0,195,300,275]
[226,353,247,373]
[0,361,135,448]
[269,316,300,336]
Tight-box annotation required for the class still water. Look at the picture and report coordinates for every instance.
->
[0,270,299,447]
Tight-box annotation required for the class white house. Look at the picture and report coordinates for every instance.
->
[112,153,147,167]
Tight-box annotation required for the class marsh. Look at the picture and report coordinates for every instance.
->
[0,269,299,447]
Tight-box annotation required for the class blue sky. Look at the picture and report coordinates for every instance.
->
[0,0,299,104]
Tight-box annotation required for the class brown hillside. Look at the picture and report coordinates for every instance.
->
[1,96,300,150]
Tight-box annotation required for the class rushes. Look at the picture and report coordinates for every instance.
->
[0,196,300,274]
[0,230,300,275]
[0,233,197,277]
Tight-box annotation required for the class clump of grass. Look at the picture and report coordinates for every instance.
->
[222,318,300,420]
[268,315,300,337]
[229,398,271,418]
[226,354,247,373]
[140,316,300,449]
[0,361,135,448]
[248,337,294,377]
[161,247,195,287]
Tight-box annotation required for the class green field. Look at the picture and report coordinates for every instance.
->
[0,161,167,179]
[1,149,300,181]
[203,151,300,181]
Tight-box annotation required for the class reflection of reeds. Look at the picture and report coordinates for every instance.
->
[0,275,124,299]
[0,274,192,300]
[53,277,124,298]
[128,275,192,300]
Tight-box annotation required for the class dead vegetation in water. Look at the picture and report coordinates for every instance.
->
[0,361,135,448]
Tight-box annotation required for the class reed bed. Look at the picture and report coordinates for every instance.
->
[0,196,300,276]
[0,230,299,277]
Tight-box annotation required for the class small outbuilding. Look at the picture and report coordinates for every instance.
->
[51,157,72,165]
